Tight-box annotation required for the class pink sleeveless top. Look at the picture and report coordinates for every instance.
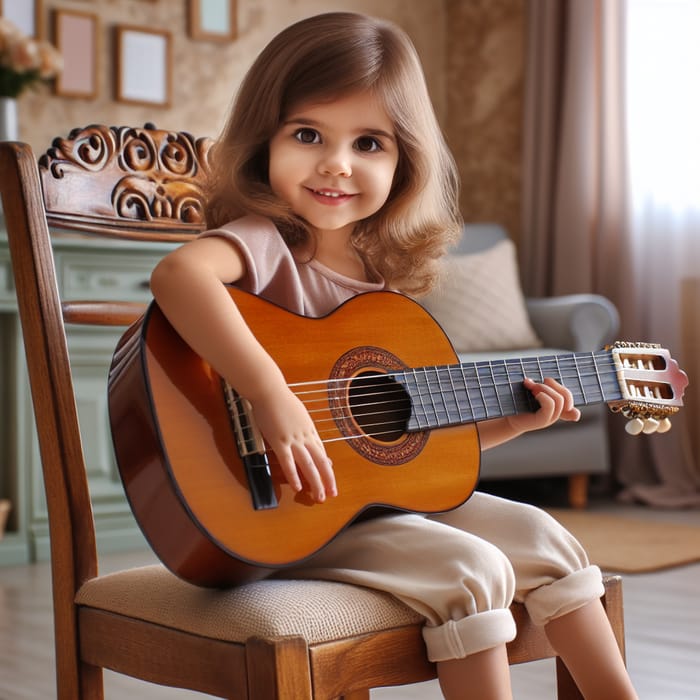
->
[199,215,385,317]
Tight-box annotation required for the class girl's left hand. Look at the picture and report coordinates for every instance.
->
[506,376,581,435]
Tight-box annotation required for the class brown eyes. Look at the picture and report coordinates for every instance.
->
[294,128,320,144]
[355,136,381,152]
[292,129,383,152]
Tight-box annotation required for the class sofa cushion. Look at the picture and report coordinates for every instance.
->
[422,239,543,353]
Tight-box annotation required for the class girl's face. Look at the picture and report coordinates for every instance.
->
[268,90,399,241]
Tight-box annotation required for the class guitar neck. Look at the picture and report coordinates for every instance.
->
[400,350,622,432]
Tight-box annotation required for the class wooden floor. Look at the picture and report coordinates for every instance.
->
[1,501,699,699]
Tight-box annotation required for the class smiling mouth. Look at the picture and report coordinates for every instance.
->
[308,187,356,200]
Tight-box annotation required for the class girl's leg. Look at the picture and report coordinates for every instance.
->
[437,644,512,700]
[429,493,602,608]
[279,511,519,667]
[545,598,639,700]
[430,493,638,698]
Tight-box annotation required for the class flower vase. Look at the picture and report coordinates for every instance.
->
[0,97,18,142]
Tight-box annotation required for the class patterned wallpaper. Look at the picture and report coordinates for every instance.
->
[17,0,524,238]
[446,0,525,240]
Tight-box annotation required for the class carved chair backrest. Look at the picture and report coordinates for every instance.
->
[0,124,216,621]
[38,122,214,240]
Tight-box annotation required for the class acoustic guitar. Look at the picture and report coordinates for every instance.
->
[108,289,688,587]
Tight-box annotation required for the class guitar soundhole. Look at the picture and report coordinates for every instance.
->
[329,346,428,466]
[349,371,411,443]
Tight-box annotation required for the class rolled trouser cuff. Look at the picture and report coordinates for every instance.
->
[422,608,517,662]
[524,565,605,627]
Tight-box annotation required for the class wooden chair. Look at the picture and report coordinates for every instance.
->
[0,124,627,699]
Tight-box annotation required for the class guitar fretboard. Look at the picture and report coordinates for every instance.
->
[398,350,622,432]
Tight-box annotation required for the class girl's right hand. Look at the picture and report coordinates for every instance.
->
[150,237,336,502]
[249,386,337,503]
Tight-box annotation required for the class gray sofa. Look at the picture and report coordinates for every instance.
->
[422,224,620,508]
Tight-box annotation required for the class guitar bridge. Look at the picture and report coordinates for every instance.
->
[222,380,278,510]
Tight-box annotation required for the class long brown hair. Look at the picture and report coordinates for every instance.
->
[206,12,461,295]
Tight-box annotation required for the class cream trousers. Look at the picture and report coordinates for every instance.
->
[281,491,604,662]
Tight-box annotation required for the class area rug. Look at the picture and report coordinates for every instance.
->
[546,509,700,573]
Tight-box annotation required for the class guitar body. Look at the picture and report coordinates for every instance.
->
[109,289,480,587]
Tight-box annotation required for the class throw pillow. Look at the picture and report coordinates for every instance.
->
[421,239,543,352]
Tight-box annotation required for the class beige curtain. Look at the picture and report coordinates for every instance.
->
[521,0,700,506]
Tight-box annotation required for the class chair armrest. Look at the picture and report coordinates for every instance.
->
[525,294,620,352]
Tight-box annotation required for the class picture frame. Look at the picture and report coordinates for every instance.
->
[0,0,43,38]
[54,10,99,99]
[188,0,236,42]
[115,25,171,108]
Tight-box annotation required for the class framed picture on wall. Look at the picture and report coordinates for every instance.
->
[188,0,236,42]
[54,10,99,99]
[0,0,43,38]
[115,25,171,107]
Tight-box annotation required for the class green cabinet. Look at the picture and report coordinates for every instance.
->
[0,231,178,566]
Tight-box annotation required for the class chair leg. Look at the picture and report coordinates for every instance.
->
[76,660,104,700]
[601,575,626,660]
[246,636,313,699]
[338,692,370,700]
[567,473,589,509]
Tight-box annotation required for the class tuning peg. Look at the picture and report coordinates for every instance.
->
[656,417,672,433]
[642,417,660,434]
[625,417,645,435]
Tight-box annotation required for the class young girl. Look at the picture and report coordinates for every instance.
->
[151,12,638,700]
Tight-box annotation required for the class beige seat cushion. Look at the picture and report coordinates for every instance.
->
[76,565,423,644]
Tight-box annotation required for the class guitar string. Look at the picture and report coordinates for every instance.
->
[232,351,668,445]
[288,354,623,395]
[232,351,664,442]
[290,357,623,404]
[280,355,627,442]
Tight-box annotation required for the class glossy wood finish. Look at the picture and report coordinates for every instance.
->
[62,300,147,326]
[38,123,212,240]
[0,130,628,699]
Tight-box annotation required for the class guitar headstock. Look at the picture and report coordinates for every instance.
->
[608,342,689,435]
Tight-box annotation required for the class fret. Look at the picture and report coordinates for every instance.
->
[486,361,510,417]
[573,354,594,403]
[445,365,467,423]
[583,354,604,404]
[598,350,624,402]
[446,363,466,421]
[572,353,587,403]
[502,360,517,411]
[554,355,568,386]
[461,362,488,421]
[519,356,543,382]
[537,355,560,383]
[554,354,581,402]
[425,367,439,423]
[416,367,434,425]
[409,367,431,429]
[432,366,452,424]
[455,363,479,421]
[476,362,500,419]
[488,362,505,416]
[591,351,607,402]
[505,358,538,413]
[416,365,445,427]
